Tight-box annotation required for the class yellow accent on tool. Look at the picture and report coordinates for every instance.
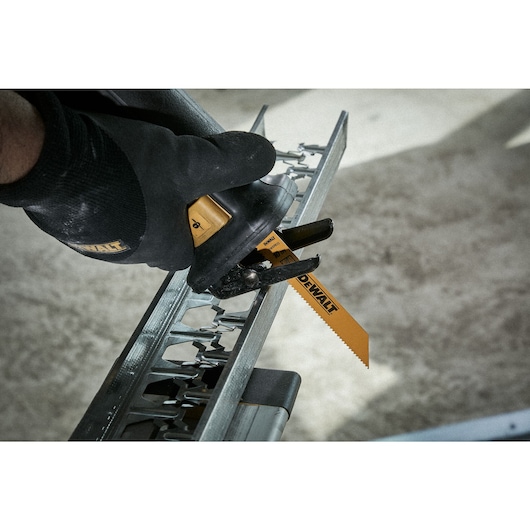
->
[188,195,232,246]
[188,195,369,368]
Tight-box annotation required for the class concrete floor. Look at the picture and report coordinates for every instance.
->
[0,89,529,440]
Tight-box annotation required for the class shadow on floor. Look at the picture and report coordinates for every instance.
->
[309,90,530,440]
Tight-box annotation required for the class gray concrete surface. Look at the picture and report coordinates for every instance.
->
[0,89,529,440]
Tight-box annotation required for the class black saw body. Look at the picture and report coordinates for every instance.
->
[54,89,331,297]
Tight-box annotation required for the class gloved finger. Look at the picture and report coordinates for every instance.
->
[91,113,276,203]
[175,131,277,202]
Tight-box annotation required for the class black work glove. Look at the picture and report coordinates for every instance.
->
[0,91,276,271]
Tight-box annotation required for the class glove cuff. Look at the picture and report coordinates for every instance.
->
[0,91,147,263]
[0,91,69,207]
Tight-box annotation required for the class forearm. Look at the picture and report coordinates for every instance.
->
[0,90,45,184]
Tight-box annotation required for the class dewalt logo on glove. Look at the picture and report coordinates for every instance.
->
[68,240,130,254]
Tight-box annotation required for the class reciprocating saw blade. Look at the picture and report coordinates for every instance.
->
[256,231,369,368]
[187,195,369,368]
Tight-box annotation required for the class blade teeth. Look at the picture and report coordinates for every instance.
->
[289,286,369,368]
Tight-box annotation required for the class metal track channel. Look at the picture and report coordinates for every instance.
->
[70,107,348,441]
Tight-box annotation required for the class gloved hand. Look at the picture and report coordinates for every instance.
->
[0,91,277,271]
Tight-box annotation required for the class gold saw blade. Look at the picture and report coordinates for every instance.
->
[257,231,369,368]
